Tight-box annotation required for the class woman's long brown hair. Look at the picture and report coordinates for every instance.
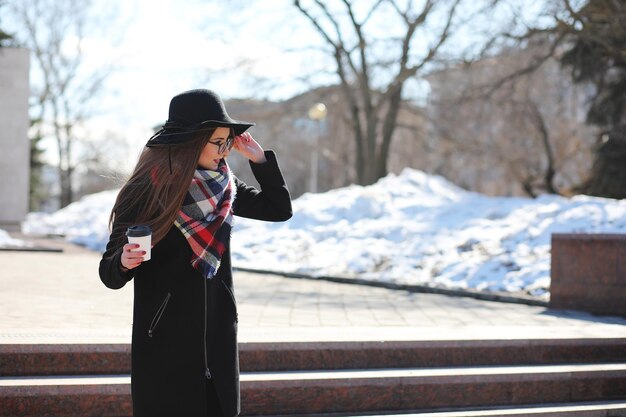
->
[109,129,214,250]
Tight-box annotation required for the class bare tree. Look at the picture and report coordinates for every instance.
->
[463,0,626,198]
[292,0,475,185]
[8,0,113,207]
[427,43,596,197]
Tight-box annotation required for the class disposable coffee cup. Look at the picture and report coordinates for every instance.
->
[126,225,152,261]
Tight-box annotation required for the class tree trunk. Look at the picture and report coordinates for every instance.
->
[351,104,366,185]
[59,168,72,208]
[377,88,403,181]
[528,100,558,194]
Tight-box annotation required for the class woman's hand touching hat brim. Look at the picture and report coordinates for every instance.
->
[233,132,266,164]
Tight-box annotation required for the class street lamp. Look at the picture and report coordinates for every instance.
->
[308,103,327,193]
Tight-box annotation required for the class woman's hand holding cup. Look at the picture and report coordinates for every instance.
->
[121,225,152,272]
[121,243,146,271]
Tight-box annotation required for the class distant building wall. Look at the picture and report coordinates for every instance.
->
[226,87,426,198]
[0,48,30,231]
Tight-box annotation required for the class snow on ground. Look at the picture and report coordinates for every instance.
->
[23,190,118,252]
[22,169,626,299]
[0,229,32,249]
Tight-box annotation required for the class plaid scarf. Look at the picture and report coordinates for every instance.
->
[174,162,235,279]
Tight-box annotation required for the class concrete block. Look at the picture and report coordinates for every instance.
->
[0,48,30,231]
[551,234,626,317]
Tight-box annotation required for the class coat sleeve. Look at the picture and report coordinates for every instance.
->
[99,212,136,290]
[233,150,293,222]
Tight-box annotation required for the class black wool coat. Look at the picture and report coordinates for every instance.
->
[99,151,292,417]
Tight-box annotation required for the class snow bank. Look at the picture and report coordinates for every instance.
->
[22,169,626,298]
[0,229,32,249]
[23,190,118,252]
[231,169,626,299]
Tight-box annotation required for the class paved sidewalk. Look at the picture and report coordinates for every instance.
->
[1,239,626,344]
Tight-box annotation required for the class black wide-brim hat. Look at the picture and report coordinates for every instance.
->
[146,89,255,147]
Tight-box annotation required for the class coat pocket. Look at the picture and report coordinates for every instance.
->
[221,281,238,322]
[148,292,171,338]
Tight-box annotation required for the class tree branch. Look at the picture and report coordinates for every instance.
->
[475,32,566,99]
[362,0,386,25]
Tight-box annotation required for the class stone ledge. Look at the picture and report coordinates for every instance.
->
[551,233,626,317]
[2,365,626,416]
[4,338,626,376]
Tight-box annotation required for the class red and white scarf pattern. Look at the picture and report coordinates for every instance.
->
[174,161,235,279]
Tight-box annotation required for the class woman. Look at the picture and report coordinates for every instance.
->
[99,89,292,417]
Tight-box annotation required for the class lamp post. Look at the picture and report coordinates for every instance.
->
[308,102,327,193]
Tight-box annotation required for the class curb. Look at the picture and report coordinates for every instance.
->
[0,246,64,253]
[233,267,549,307]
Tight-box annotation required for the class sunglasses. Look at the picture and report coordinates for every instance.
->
[207,135,235,154]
